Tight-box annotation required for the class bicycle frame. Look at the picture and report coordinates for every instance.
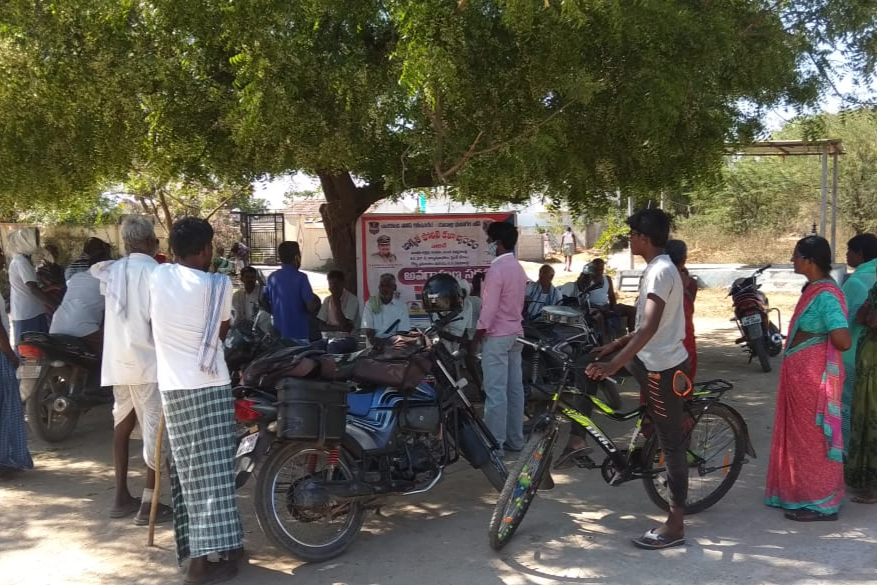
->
[519,336,740,484]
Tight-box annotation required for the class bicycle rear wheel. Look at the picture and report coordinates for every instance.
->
[641,401,745,515]
[488,427,558,551]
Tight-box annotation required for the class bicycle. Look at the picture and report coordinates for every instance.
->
[488,336,757,551]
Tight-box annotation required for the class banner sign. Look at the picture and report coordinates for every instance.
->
[356,212,517,319]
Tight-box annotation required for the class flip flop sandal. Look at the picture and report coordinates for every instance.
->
[133,502,174,526]
[553,447,594,470]
[183,560,238,585]
[851,494,877,504]
[631,528,686,550]
[784,509,838,522]
[109,497,142,519]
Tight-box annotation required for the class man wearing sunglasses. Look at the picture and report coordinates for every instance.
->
[586,208,691,551]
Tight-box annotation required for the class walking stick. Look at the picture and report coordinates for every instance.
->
[147,411,165,547]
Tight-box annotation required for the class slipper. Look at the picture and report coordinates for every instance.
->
[183,560,238,585]
[851,494,877,504]
[553,447,594,470]
[133,502,174,526]
[109,497,142,519]
[784,509,838,522]
[631,528,685,550]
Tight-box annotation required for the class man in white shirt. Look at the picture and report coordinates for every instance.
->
[317,270,360,339]
[150,217,243,583]
[587,208,690,551]
[362,273,410,346]
[560,226,576,272]
[90,219,172,525]
[523,264,563,321]
[7,227,58,348]
[50,244,110,353]
[231,266,263,325]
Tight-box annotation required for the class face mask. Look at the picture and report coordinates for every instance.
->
[488,242,498,257]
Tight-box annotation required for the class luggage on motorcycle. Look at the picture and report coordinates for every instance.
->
[242,346,321,389]
[399,403,441,434]
[352,334,434,392]
[276,378,349,445]
[318,350,366,382]
[19,331,99,364]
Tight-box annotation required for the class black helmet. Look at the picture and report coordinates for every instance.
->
[421,273,463,313]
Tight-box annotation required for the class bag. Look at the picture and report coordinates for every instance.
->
[242,346,321,388]
[276,378,349,445]
[352,335,434,391]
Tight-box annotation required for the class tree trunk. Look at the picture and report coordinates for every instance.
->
[318,171,387,295]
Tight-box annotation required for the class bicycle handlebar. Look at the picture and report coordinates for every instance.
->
[516,335,618,384]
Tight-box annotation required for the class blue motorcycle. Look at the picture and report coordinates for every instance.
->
[232,317,506,563]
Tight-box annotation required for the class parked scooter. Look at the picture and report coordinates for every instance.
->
[232,276,506,562]
[729,264,784,372]
[16,332,113,442]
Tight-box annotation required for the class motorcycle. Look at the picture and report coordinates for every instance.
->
[232,312,507,563]
[16,332,113,442]
[522,305,623,415]
[729,264,784,372]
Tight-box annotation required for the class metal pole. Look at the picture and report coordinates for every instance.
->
[831,149,839,263]
[627,195,634,270]
[820,149,828,237]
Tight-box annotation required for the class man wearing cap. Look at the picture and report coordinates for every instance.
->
[371,235,397,264]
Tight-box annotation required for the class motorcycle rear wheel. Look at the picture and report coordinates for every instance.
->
[254,442,365,563]
[751,337,771,373]
[28,370,80,443]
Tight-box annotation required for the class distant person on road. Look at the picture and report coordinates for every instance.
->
[586,208,691,549]
[362,273,410,346]
[262,241,319,345]
[841,233,877,451]
[150,217,244,583]
[561,227,575,272]
[765,235,849,522]
[666,240,698,381]
[523,265,562,321]
[7,227,58,348]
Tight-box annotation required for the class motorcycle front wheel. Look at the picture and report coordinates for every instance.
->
[254,442,365,563]
[28,369,80,443]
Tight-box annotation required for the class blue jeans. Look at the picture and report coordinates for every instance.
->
[481,334,524,452]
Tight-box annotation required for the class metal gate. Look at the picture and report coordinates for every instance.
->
[242,213,285,265]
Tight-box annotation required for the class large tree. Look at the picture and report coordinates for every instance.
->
[2,1,877,287]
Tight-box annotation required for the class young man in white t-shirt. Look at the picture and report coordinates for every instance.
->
[150,217,243,584]
[587,208,691,551]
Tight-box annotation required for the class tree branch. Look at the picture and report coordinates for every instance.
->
[472,100,575,158]
[436,130,484,182]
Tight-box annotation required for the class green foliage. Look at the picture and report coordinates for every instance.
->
[594,212,629,256]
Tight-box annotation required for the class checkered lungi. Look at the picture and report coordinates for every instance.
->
[162,385,243,563]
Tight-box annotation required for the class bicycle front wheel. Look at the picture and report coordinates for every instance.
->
[641,401,746,515]
[488,427,558,551]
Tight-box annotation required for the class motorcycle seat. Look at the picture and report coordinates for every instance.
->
[19,332,100,363]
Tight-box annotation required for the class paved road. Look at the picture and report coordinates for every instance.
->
[1,318,875,585]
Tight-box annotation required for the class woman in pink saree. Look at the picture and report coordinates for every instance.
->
[765,236,851,521]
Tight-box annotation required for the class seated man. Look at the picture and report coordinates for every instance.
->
[581,258,636,341]
[211,246,234,275]
[317,270,360,340]
[231,266,263,325]
[523,265,563,321]
[50,240,111,354]
[362,273,410,347]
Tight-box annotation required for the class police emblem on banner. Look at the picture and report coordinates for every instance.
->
[368,221,381,235]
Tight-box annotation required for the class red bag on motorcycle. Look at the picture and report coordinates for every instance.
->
[352,333,434,392]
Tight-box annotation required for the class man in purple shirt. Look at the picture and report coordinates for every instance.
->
[262,241,319,345]
[475,221,527,455]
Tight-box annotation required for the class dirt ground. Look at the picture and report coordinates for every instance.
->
[2,315,876,585]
